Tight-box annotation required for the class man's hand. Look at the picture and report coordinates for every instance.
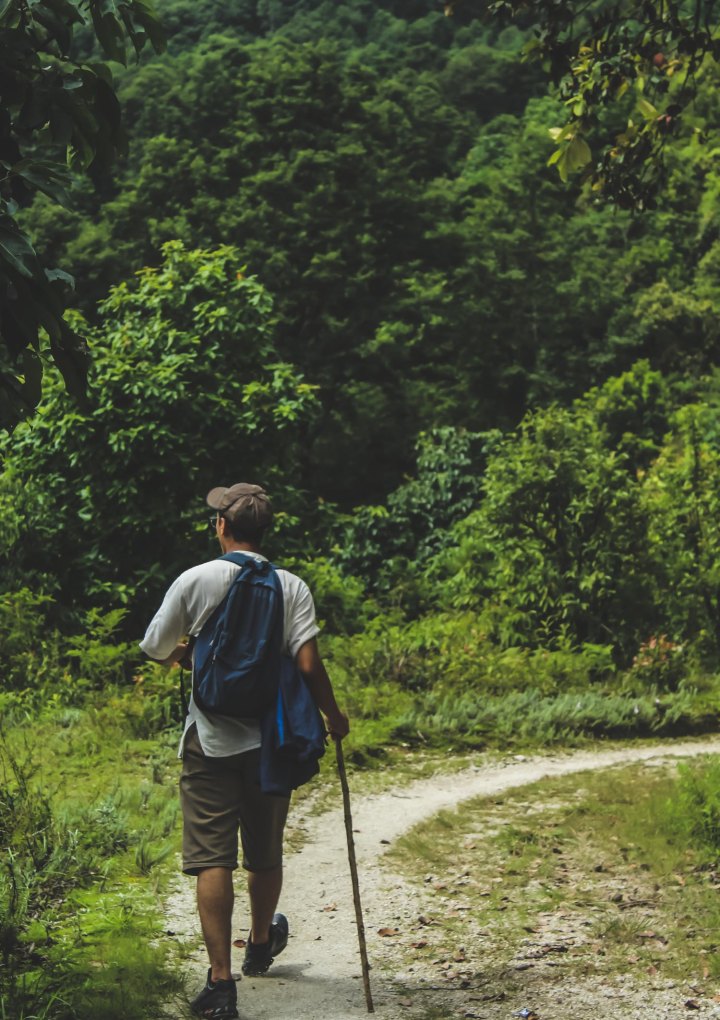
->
[155,641,192,668]
[296,638,350,741]
[177,641,195,670]
[325,709,350,741]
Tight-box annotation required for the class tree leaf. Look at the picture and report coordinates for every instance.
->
[638,97,659,119]
[50,323,89,400]
[18,347,43,408]
[566,135,592,172]
[45,267,75,287]
[91,9,128,64]
[13,160,75,207]
[0,222,38,279]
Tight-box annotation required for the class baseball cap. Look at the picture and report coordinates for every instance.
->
[206,482,273,530]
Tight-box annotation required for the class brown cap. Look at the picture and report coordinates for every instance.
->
[206,483,273,530]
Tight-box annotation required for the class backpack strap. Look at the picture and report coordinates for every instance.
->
[219,551,277,574]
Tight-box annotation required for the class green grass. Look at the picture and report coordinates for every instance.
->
[1,679,482,1020]
[0,692,185,1020]
[385,759,720,994]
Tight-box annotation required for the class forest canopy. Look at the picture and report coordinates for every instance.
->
[4,0,720,680]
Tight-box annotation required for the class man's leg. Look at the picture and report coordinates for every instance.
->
[247,865,283,943]
[192,866,238,1018]
[197,867,234,981]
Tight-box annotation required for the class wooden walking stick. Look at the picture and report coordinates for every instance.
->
[335,737,375,1013]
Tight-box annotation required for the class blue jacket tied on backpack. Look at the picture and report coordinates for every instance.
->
[260,655,326,796]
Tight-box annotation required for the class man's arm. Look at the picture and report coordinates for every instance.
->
[140,574,192,664]
[295,638,350,739]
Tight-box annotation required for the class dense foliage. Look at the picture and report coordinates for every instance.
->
[3,0,720,691]
[0,0,165,428]
[450,0,720,208]
[19,3,720,501]
[3,0,720,692]
[4,4,720,1014]
[0,242,319,624]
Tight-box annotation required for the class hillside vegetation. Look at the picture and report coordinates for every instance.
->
[4,1,720,1017]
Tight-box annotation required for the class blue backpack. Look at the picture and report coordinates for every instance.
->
[192,552,283,718]
[259,655,326,795]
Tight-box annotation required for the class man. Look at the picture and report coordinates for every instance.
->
[140,482,349,1020]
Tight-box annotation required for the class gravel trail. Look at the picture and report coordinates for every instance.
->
[164,737,720,1019]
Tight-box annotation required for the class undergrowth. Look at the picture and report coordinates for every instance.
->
[0,716,183,1020]
[2,588,720,1017]
[323,614,720,759]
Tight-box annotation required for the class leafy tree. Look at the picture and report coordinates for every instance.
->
[24,34,492,499]
[18,0,720,516]
[336,426,491,595]
[447,0,720,208]
[372,95,633,419]
[0,242,319,626]
[434,397,655,660]
[577,360,674,471]
[643,394,720,657]
[0,0,164,429]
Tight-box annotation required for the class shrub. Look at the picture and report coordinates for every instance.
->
[325,609,616,703]
[0,738,88,1014]
[669,757,720,858]
[0,590,62,693]
[0,242,320,631]
[64,608,139,689]
[280,556,375,635]
[625,634,686,691]
[432,402,656,661]
[642,401,720,658]
[397,684,718,748]
[335,427,492,595]
[105,662,186,739]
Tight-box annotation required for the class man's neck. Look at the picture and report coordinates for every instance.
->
[221,539,262,556]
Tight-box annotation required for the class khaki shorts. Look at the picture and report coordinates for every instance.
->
[180,725,290,875]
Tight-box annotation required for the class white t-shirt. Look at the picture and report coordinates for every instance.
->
[139,553,320,757]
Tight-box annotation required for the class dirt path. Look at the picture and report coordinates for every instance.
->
[165,738,720,1019]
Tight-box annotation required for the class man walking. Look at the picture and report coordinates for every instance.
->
[140,483,349,1020]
